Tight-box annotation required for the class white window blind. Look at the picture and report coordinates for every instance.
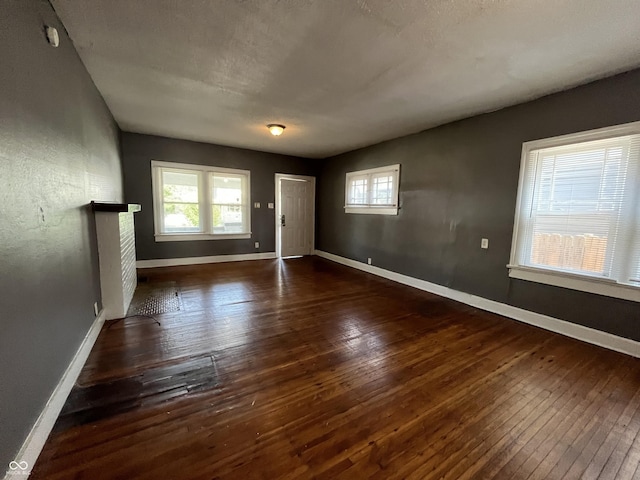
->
[345,164,400,215]
[509,122,640,302]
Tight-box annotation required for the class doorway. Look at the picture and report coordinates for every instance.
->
[275,174,315,258]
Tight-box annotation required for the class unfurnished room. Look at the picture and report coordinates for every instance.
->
[2,1,640,479]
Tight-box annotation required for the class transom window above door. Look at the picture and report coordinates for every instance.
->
[151,160,251,241]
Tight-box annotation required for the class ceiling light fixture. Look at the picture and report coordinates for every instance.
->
[267,124,286,136]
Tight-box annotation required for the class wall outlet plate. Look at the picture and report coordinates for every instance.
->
[254,202,261,208]
[255,242,259,249]
[481,238,489,249]
[367,258,372,265]
[268,203,274,209]
[93,302,99,317]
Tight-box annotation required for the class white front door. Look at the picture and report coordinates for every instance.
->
[279,178,312,257]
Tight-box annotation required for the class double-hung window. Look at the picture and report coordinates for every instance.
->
[509,122,640,302]
[151,160,251,241]
[345,164,400,215]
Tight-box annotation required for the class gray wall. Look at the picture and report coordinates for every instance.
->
[122,133,317,260]
[318,69,640,341]
[0,0,123,470]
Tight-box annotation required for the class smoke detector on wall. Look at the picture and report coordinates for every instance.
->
[46,26,60,47]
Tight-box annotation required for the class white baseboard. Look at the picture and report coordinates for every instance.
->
[136,252,277,269]
[3,311,106,480]
[314,250,640,358]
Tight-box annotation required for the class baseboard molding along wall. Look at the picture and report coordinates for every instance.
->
[5,251,638,480]
[4,310,106,480]
[137,252,277,269]
[314,250,640,358]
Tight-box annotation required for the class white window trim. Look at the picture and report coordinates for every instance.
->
[508,121,640,303]
[344,164,400,215]
[508,265,640,303]
[151,160,251,242]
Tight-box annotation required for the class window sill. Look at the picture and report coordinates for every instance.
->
[507,265,640,303]
[155,233,251,242]
[345,206,398,215]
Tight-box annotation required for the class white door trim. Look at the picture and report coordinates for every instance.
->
[275,174,316,258]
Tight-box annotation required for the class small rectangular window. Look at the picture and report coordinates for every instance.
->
[152,161,251,241]
[345,164,400,215]
[509,122,640,302]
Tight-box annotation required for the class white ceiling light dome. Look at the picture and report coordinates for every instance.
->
[267,124,286,136]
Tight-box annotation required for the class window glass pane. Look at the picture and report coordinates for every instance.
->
[348,177,368,204]
[212,174,243,204]
[372,174,393,205]
[526,144,629,276]
[211,172,248,234]
[530,231,608,274]
[212,205,247,234]
[162,170,199,203]
[163,203,200,232]
[161,169,200,233]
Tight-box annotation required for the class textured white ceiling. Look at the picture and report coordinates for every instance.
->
[52,0,640,158]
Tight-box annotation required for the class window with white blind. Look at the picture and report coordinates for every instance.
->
[151,160,251,241]
[509,122,640,302]
[345,164,400,215]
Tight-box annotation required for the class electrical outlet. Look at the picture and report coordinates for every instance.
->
[255,242,259,249]
[93,302,99,317]
[481,238,489,249]
[254,202,261,208]
[268,202,274,209]
[367,258,372,265]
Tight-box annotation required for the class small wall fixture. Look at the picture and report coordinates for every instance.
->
[45,26,60,47]
[267,124,286,136]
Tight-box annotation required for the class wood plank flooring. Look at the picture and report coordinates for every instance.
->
[31,257,640,479]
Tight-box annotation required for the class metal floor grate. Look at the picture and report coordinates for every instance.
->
[127,281,183,316]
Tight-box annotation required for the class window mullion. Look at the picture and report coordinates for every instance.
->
[156,167,165,234]
[201,171,211,234]
[244,173,250,233]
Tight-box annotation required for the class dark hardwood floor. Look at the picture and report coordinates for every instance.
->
[31,257,640,479]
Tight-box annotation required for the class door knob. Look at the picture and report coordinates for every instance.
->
[281,214,286,227]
